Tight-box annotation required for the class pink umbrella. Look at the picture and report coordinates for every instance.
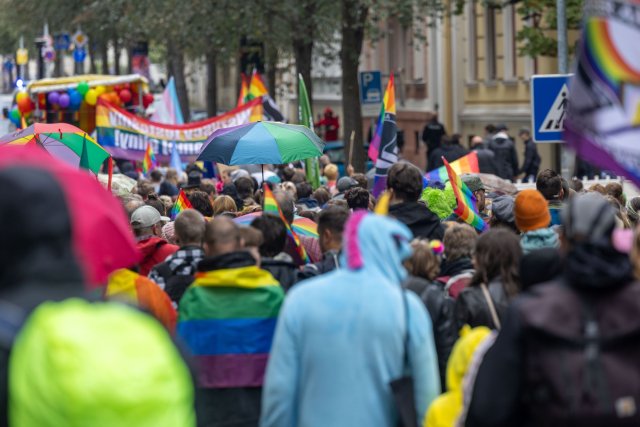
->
[0,145,139,287]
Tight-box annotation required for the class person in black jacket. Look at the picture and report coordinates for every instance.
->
[300,206,349,279]
[404,239,456,388]
[387,162,445,240]
[250,215,300,292]
[455,228,522,331]
[470,135,498,175]
[428,134,469,171]
[465,193,639,427]
[488,124,519,181]
[517,128,541,182]
[422,113,447,169]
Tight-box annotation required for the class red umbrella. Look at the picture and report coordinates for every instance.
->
[0,145,139,287]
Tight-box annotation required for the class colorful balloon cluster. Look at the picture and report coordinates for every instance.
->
[8,80,155,126]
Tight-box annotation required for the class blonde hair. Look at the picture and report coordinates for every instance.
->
[324,164,338,180]
[212,195,237,215]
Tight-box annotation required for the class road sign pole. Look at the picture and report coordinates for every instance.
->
[556,0,571,178]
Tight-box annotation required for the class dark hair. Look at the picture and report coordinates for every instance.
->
[199,179,216,196]
[136,180,154,199]
[149,169,163,182]
[291,172,307,184]
[345,187,370,210]
[470,229,522,298]
[312,188,330,205]
[239,226,263,248]
[296,182,313,200]
[536,169,562,200]
[387,162,423,202]
[443,223,477,261]
[250,215,287,258]
[174,209,205,245]
[281,167,295,182]
[145,194,166,216]
[235,176,255,200]
[317,206,350,238]
[485,124,496,134]
[187,191,214,217]
[351,173,367,189]
[570,178,583,192]
[605,182,624,206]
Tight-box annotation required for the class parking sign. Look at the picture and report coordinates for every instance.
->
[359,71,382,117]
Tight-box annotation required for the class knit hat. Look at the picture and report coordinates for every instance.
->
[461,174,484,193]
[491,195,515,225]
[514,189,550,232]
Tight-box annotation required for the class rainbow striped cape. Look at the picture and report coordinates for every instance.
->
[171,189,193,220]
[425,151,480,184]
[142,143,156,175]
[177,264,284,388]
[263,184,310,263]
[444,157,487,232]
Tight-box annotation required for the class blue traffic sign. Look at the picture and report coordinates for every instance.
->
[54,33,71,51]
[359,71,382,105]
[73,47,86,62]
[531,74,571,143]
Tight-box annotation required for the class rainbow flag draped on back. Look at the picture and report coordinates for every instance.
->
[177,264,284,388]
[371,74,398,197]
[444,157,487,232]
[263,184,310,263]
[171,189,193,220]
[142,143,156,175]
[564,0,640,186]
[425,151,480,184]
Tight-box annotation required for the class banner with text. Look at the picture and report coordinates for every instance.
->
[96,97,261,161]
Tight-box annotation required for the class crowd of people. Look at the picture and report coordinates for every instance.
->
[2,151,640,427]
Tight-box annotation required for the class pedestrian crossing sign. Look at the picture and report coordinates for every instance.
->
[531,74,572,143]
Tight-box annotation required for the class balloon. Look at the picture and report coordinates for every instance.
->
[77,81,89,96]
[17,97,33,114]
[142,93,154,108]
[47,91,60,105]
[119,89,132,103]
[110,92,121,105]
[85,89,98,106]
[58,93,70,108]
[68,90,82,110]
[95,85,106,96]
[9,108,20,124]
[16,91,28,104]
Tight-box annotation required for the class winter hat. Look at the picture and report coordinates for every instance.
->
[461,174,484,193]
[491,195,515,225]
[514,189,550,232]
[562,192,616,245]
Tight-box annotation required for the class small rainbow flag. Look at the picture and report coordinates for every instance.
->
[263,184,310,263]
[444,157,486,232]
[425,151,480,184]
[236,73,249,107]
[247,71,268,100]
[171,189,193,220]
[142,143,156,175]
[368,74,397,162]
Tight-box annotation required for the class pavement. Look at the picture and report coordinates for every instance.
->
[0,93,14,136]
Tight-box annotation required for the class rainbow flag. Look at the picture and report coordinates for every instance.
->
[247,71,268,100]
[263,184,310,263]
[444,157,486,232]
[236,73,249,107]
[564,5,640,186]
[142,143,156,175]
[177,265,284,388]
[425,151,480,184]
[371,74,398,197]
[171,189,193,220]
[106,269,177,333]
[368,74,396,162]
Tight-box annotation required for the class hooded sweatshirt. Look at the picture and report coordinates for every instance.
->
[260,212,441,427]
[389,201,445,241]
[136,236,179,276]
[520,228,559,254]
[424,326,492,427]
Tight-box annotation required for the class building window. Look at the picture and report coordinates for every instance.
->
[503,4,516,80]
[467,1,478,82]
[485,6,497,81]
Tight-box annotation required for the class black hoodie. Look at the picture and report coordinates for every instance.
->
[0,167,85,427]
[389,201,444,240]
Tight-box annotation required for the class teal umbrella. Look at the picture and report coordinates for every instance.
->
[197,121,325,165]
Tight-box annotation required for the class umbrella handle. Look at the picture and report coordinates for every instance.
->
[108,157,113,192]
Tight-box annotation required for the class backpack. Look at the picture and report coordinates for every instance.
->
[520,281,640,425]
[155,262,195,305]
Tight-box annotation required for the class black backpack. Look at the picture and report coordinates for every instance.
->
[154,262,195,305]
[520,281,640,426]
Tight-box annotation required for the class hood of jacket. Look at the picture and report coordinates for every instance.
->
[0,167,83,299]
[520,228,560,254]
[340,211,413,285]
[565,242,633,290]
[446,325,492,393]
[389,201,442,235]
[492,131,510,143]
[137,236,172,260]
[439,257,474,278]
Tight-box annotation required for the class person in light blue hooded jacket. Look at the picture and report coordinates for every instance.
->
[260,211,441,427]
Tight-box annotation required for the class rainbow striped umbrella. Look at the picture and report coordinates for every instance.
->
[198,121,324,165]
[233,211,318,238]
[0,123,110,174]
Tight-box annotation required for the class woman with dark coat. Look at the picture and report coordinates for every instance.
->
[455,229,522,331]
